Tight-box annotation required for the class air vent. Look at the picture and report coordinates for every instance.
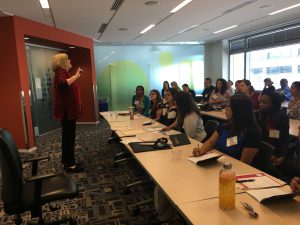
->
[222,0,257,15]
[111,0,125,11]
[98,23,108,33]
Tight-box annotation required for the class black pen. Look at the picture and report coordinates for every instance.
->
[236,179,255,183]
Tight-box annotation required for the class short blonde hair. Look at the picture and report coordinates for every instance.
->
[52,53,68,72]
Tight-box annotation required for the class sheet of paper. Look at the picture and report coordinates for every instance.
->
[236,173,284,189]
[246,187,293,202]
[122,129,146,136]
[163,130,181,135]
[120,137,142,145]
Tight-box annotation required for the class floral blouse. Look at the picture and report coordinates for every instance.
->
[287,98,300,120]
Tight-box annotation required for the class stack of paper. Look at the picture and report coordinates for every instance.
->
[236,173,284,189]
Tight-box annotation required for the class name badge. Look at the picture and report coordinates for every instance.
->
[226,136,238,147]
[134,100,139,105]
[269,129,280,139]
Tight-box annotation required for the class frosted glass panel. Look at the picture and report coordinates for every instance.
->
[95,45,204,111]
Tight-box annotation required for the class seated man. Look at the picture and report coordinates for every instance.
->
[202,78,215,102]
[276,78,291,101]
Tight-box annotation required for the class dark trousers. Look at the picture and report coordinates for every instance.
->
[61,118,76,166]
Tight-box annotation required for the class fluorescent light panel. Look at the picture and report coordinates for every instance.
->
[140,24,155,34]
[214,25,238,34]
[170,0,192,13]
[268,3,300,15]
[39,0,50,9]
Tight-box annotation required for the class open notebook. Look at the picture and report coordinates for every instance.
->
[187,152,223,165]
[246,187,296,203]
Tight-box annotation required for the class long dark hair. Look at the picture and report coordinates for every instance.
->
[259,92,282,125]
[150,89,162,109]
[163,81,170,90]
[166,88,178,101]
[228,94,257,134]
[136,85,144,95]
[292,81,300,91]
[174,92,201,127]
[215,78,228,95]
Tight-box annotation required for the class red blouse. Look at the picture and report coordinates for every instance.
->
[53,68,81,120]
[250,92,260,110]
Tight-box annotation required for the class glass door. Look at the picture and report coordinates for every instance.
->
[26,45,60,136]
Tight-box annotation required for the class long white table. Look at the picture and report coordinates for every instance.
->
[101,111,300,225]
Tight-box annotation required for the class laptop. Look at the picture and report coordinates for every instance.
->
[169,133,191,147]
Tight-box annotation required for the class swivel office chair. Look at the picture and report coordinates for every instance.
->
[251,141,274,172]
[0,128,79,225]
[202,120,219,143]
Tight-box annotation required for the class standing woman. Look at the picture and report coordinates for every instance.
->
[149,89,163,121]
[209,78,231,106]
[194,94,260,165]
[52,53,84,173]
[161,81,170,99]
[288,81,300,120]
[239,79,260,110]
[132,85,150,116]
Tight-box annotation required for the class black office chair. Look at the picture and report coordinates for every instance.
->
[251,141,274,172]
[0,128,79,225]
[202,120,219,143]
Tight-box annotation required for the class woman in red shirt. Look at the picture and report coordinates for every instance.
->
[52,53,84,173]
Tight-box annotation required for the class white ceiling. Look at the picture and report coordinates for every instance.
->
[1,0,300,44]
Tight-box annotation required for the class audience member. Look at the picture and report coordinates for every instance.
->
[290,126,300,192]
[234,80,242,94]
[182,83,196,100]
[227,80,234,95]
[202,78,215,102]
[194,94,260,165]
[131,85,150,116]
[149,89,163,121]
[161,81,170,99]
[276,78,291,101]
[239,79,260,110]
[170,81,182,92]
[262,78,275,95]
[159,88,178,126]
[287,81,300,120]
[209,78,232,106]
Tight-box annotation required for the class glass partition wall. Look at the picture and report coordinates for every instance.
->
[94,45,204,111]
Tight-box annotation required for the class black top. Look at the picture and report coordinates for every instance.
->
[202,86,215,102]
[190,89,196,99]
[262,85,275,95]
[149,101,163,119]
[159,103,177,126]
[255,111,289,157]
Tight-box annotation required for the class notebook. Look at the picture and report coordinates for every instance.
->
[169,133,191,147]
[187,152,223,165]
[128,142,171,153]
[246,187,296,203]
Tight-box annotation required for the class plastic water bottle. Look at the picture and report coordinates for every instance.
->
[219,162,235,210]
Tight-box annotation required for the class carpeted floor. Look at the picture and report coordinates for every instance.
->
[0,119,158,225]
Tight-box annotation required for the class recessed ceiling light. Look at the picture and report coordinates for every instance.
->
[140,24,155,34]
[69,46,75,49]
[268,3,300,15]
[39,0,50,9]
[260,5,272,9]
[214,25,238,34]
[118,28,128,31]
[24,37,29,40]
[144,1,159,6]
[170,0,192,13]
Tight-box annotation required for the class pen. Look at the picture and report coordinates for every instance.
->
[236,179,255,183]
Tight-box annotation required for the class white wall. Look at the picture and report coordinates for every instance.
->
[204,40,229,83]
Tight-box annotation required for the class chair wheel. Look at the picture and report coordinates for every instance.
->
[130,207,140,216]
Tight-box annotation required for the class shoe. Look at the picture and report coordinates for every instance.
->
[64,164,84,173]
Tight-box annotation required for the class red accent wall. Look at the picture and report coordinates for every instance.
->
[0,16,98,149]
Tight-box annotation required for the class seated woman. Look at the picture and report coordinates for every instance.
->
[288,81,300,120]
[194,94,260,165]
[149,89,163,121]
[161,81,170,99]
[290,126,300,192]
[164,92,206,142]
[159,88,178,126]
[131,85,150,116]
[239,79,260,110]
[209,78,232,108]
[257,92,300,179]
[170,81,182,92]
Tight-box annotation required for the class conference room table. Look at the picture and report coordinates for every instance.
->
[101,111,300,225]
[200,109,300,138]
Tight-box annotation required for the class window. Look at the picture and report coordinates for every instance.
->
[298,65,300,73]
[230,53,244,83]
[266,66,292,74]
[250,68,263,75]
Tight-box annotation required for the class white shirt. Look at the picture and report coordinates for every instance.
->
[182,112,206,142]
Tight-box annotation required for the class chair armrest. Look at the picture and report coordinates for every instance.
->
[25,173,57,182]
[24,156,50,163]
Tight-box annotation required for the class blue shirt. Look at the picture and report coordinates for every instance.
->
[276,86,291,101]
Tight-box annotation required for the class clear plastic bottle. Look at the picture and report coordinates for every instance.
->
[219,162,236,210]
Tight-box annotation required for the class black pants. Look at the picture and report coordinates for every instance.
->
[61,118,76,166]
